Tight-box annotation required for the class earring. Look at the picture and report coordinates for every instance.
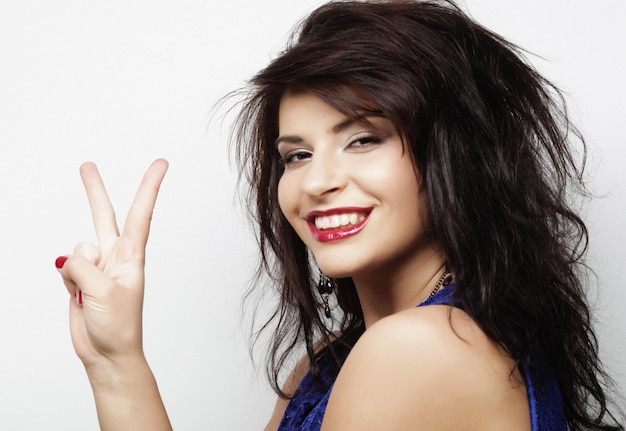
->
[317,271,335,318]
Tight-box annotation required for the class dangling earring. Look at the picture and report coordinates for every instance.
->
[317,271,335,318]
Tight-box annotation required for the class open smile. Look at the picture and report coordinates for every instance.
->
[307,208,372,243]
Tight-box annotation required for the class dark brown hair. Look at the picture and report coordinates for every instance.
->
[232,1,624,429]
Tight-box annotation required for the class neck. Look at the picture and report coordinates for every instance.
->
[352,250,447,328]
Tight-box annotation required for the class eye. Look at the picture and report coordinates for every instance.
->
[348,134,384,149]
[281,149,312,166]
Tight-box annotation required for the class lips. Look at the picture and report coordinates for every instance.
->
[306,208,371,243]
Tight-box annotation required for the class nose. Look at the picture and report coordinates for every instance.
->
[300,148,346,198]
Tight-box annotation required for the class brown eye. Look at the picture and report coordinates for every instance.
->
[348,135,383,148]
[282,150,312,166]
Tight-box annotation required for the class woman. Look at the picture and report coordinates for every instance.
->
[55,1,624,430]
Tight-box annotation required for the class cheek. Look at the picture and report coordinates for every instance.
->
[356,153,420,197]
[410,179,431,234]
[277,175,295,220]
[405,169,428,227]
[376,155,426,226]
[278,175,311,242]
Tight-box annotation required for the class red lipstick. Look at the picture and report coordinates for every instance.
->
[307,208,371,243]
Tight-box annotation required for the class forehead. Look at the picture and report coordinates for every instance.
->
[279,91,344,129]
[281,84,380,114]
[278,89,384,133]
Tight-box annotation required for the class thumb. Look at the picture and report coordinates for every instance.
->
[55,254,112,302]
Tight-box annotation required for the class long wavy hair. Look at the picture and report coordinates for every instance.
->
[231,1,624,429]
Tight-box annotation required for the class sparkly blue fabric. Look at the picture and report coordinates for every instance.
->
[277,285,567,430]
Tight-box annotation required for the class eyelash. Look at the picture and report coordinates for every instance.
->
[280,150,312,166]
[349,134,384,148]
[279,134,385,166]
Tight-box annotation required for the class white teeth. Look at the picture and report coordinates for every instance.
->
[314,213,366,230]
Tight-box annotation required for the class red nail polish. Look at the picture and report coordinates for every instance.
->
[77,290,83,305]
[55,256,68,269]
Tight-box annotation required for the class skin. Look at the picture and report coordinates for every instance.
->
[276,90,448,326]
[57,160,172,430]
[266,91,531,430]
[56,92,530,430]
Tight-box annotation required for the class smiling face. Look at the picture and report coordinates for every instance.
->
[277,90,441,285]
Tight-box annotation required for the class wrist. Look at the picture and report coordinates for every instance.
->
[84,354,172,430]
[84,352,151,392]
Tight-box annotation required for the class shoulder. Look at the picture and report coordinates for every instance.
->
[321,305,530,431]
[343,305,507,375]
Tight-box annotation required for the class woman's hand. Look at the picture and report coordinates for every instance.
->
[55,160,173,430]
[56,159,168,368]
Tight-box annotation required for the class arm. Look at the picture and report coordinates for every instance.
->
[56,160,172,430]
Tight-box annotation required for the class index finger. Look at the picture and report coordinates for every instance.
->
[121,158,169,249]
[80,161,120,245]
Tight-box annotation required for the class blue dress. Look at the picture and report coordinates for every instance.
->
[277,285,567,431]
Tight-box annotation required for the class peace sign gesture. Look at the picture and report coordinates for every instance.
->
[56,159,168,367]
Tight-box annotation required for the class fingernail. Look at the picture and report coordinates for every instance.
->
[74,290,83,305]
[55,256,68,269]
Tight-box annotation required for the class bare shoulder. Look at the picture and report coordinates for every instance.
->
[321,306,530,431]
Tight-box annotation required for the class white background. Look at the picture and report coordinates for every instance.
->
[0,0,624,429]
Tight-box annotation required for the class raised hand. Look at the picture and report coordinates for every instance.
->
[55,160,173,430]
[56,159,168,367]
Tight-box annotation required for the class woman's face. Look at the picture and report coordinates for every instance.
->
[276,91,434,280]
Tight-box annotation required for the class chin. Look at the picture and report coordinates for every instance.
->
[314,257,370,280]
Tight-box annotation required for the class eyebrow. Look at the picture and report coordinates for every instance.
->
[274,115,383,148]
